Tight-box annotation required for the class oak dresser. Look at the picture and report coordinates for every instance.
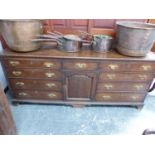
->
[1,47,155,109]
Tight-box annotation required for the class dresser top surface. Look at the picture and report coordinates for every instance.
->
[1,47,155,61]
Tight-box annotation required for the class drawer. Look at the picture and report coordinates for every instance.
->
[99,61,155,72]
[6,69,63,80]
[8,79,62,91]
[99,72,154,82]
[63,61,98,70]
[3,59,61,69]
[96,92,145,102]
[13,90,63,100]
[97,82,151,92]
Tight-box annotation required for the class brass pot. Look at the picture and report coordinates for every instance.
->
[0,19,43,52]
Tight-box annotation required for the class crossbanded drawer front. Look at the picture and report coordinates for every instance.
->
[3,59,61,69]
[99,62,155,72]
[13,90,63,100]
[6,69,63,80]
[99,73,154,82]
[63,61,98,70]
[8,79,62,91]
[97,82,150,92]
[96,93,145,102]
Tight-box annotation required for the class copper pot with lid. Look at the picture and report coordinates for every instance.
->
[0,19,43,52]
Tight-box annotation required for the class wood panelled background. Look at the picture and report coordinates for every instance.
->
[43,19,147,33]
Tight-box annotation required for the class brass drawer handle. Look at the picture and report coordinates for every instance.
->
[44,62,54,68]
[134,84,144,90]
[107,74,116,80]
[138,74,147,80]
[18,92,27,96]
[45,73,55,78]
[15,82,24,86]
[104,84,113,89]
[34,91,38,94]
[48,93,56,98]
[46,83,56,88]
[108,64,119,70]
[141,65,152,71]
[12,71,22,76]
[75,63,87,69]
[102,95,111,100]
[131,95,139,100]
[9,61,20,66]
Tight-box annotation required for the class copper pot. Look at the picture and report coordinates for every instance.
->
[92,35,113,52]
[0,19,43,52]
[116,21,155,57]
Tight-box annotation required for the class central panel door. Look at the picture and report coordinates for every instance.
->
[64,72,96,101]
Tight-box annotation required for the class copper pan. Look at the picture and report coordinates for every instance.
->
[0,19,43,52]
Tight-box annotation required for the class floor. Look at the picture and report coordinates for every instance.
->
[9,93,155,135]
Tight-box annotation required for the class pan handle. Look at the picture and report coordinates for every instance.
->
[78,30,93,36]
[31,38,63,45]
[35,34,59,39]
[47,31,63,38]
[53,30,63,36]
[80,39,92,44]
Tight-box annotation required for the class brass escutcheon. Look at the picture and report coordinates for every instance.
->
[12,71,22,76]
[15,82,24,86]
[108,64,119,70]
[75,63,86,69]
[45,73,55,78]
[44,62,54,68]
[9,61,20,66]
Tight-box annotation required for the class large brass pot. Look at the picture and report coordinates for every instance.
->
[0,19,43,52]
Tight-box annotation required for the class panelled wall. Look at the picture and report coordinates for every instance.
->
[43,19,147,34]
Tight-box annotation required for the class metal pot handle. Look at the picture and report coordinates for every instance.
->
[47,31,63,38]
[31,38,62,45]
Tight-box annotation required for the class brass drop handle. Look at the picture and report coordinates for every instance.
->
[12,71,22,76]
[131,95,139,100]
[108,64,119,70]
[107,74,116,80]
[46,83,56,88]
[75,63,86,69]
[15,82,25,86]
[102,95,111,100]
[9,61,20,66]
[134,84,144,90]
[104,84,113,89]
[138,74,147,80]
[141,65,152,71]
[45,72,55,78]
[44,62,54,68]
[18,92,27,96]
[48,93,56,98]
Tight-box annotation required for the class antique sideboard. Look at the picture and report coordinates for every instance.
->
[0,48,155,109]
